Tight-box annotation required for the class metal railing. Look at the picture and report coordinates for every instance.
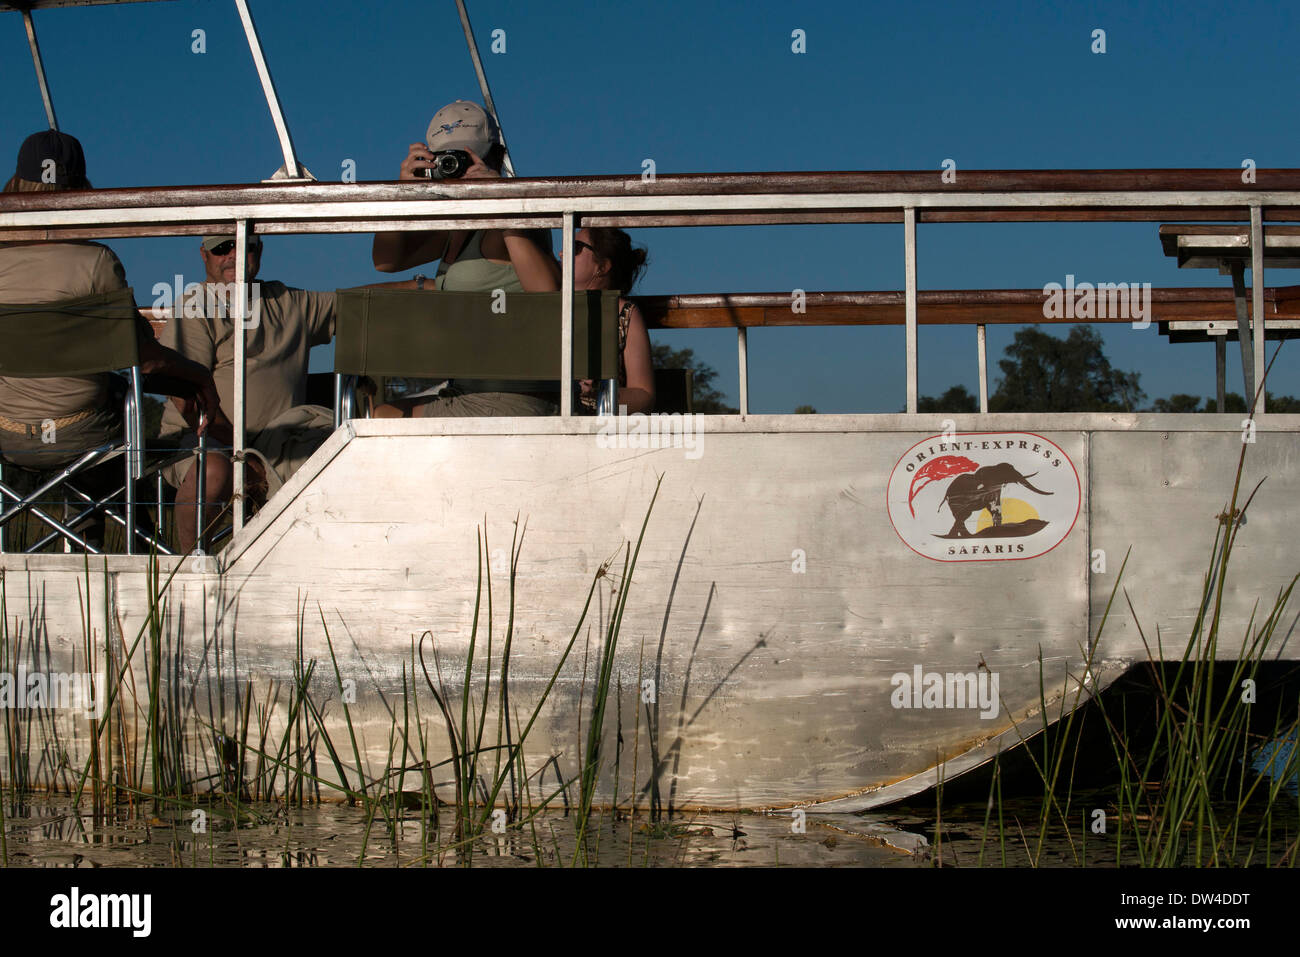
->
[4,169,1299,536]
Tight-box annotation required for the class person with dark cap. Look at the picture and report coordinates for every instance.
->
[0,130,228,548]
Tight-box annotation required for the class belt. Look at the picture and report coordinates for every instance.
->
[449,379,560,404]
[0,407,96,437]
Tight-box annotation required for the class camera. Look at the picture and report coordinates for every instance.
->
[418,150,472,180]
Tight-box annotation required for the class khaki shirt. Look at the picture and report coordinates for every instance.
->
[159,280,335,438]
[0,241,128,420]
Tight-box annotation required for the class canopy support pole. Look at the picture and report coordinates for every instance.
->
[454,0,514,177]
[234,0,305,180]
[22,10,58,131]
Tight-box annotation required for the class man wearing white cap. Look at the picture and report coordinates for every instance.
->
[371,99,557,290]
[368,100,565,417]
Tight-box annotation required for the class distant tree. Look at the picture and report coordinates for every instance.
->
[651,342,738,413]
[989,327,1145,412]
[1204,393,1246,413]
[793,404,817,414]
[917,385,979,414]
[1149,393,1203,413]
[1262,393,1300,413]
[1202,391,1300,413]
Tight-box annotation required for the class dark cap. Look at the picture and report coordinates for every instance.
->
[15,130,87,187]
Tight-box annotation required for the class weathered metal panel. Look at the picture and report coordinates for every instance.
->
[3,416,1298,809]
[1088,429,1300,659]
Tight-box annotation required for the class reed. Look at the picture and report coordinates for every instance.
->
[970,410,1300,867]
[573,477,660,864]
[0,483,669,869]
[1090,420,1298,866]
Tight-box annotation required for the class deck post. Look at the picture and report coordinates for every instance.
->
[1250,205,1266,413]
[21,10,58,131]
[904,207,918,413]
[737,327,749,415]
[1229,263,1254,407]
[560,211,574,417]
[125,366,143,555]
[233,0,303,179]
[1215,337,1226,412]
[195,421,207,554]
[233,220,249,532]
[977,323,988,413]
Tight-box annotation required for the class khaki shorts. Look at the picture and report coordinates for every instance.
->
[412,391,557,417]
[160,404,334,496]
[0,405,123,472]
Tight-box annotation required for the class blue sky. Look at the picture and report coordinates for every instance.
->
[2,0,1298,411]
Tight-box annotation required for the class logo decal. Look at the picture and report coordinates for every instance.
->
[887,433,1081,562]
[431,119,466,139]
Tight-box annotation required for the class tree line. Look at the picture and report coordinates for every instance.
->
[914,327,1295,414]
[781,327,1293,414]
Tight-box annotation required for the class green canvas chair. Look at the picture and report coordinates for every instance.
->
[0,288,199,554]
[332,288,622,420]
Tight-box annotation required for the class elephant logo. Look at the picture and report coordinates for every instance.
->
[887,433,1082,562]
[932,460,1053,539]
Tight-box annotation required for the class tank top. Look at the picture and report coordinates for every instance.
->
[433,230,524,292]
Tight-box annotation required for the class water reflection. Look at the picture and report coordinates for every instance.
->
[3,796,914,868]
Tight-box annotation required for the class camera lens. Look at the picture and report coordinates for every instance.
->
[435,153,461,177]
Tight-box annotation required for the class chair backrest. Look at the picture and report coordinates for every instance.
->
[333,289,621,380]
[653,368,695,413]
[0,288,140,377]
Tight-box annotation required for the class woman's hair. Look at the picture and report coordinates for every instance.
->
[483,143,506,172]
[586,227,648,293]
[2,175,90,193]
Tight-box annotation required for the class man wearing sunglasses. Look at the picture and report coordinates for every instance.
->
[157,234,336,551]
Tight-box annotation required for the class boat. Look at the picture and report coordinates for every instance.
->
[2,0,1299,814]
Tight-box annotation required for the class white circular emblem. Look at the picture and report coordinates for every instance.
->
[887,432,1081,562]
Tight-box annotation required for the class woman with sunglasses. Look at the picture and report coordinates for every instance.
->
[571,228,654,415]
[374,227,655,418]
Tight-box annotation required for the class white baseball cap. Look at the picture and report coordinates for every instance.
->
[426,100,501,157]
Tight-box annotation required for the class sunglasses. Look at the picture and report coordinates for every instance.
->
[573,239,594,256]
[207,240,262,256]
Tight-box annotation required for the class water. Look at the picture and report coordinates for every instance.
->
[0,796,917,867]
[7,792,1295,867]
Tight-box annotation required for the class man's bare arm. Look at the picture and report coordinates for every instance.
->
[372,143,453,271]
[136,322,229,435]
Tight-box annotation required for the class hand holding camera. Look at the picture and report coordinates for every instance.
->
[402,142,496,181]
[416,149,472,180]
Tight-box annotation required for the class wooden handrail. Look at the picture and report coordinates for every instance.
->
[5,170,1300,239]
[140,288,1300,334]
[637,287,1300,329]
